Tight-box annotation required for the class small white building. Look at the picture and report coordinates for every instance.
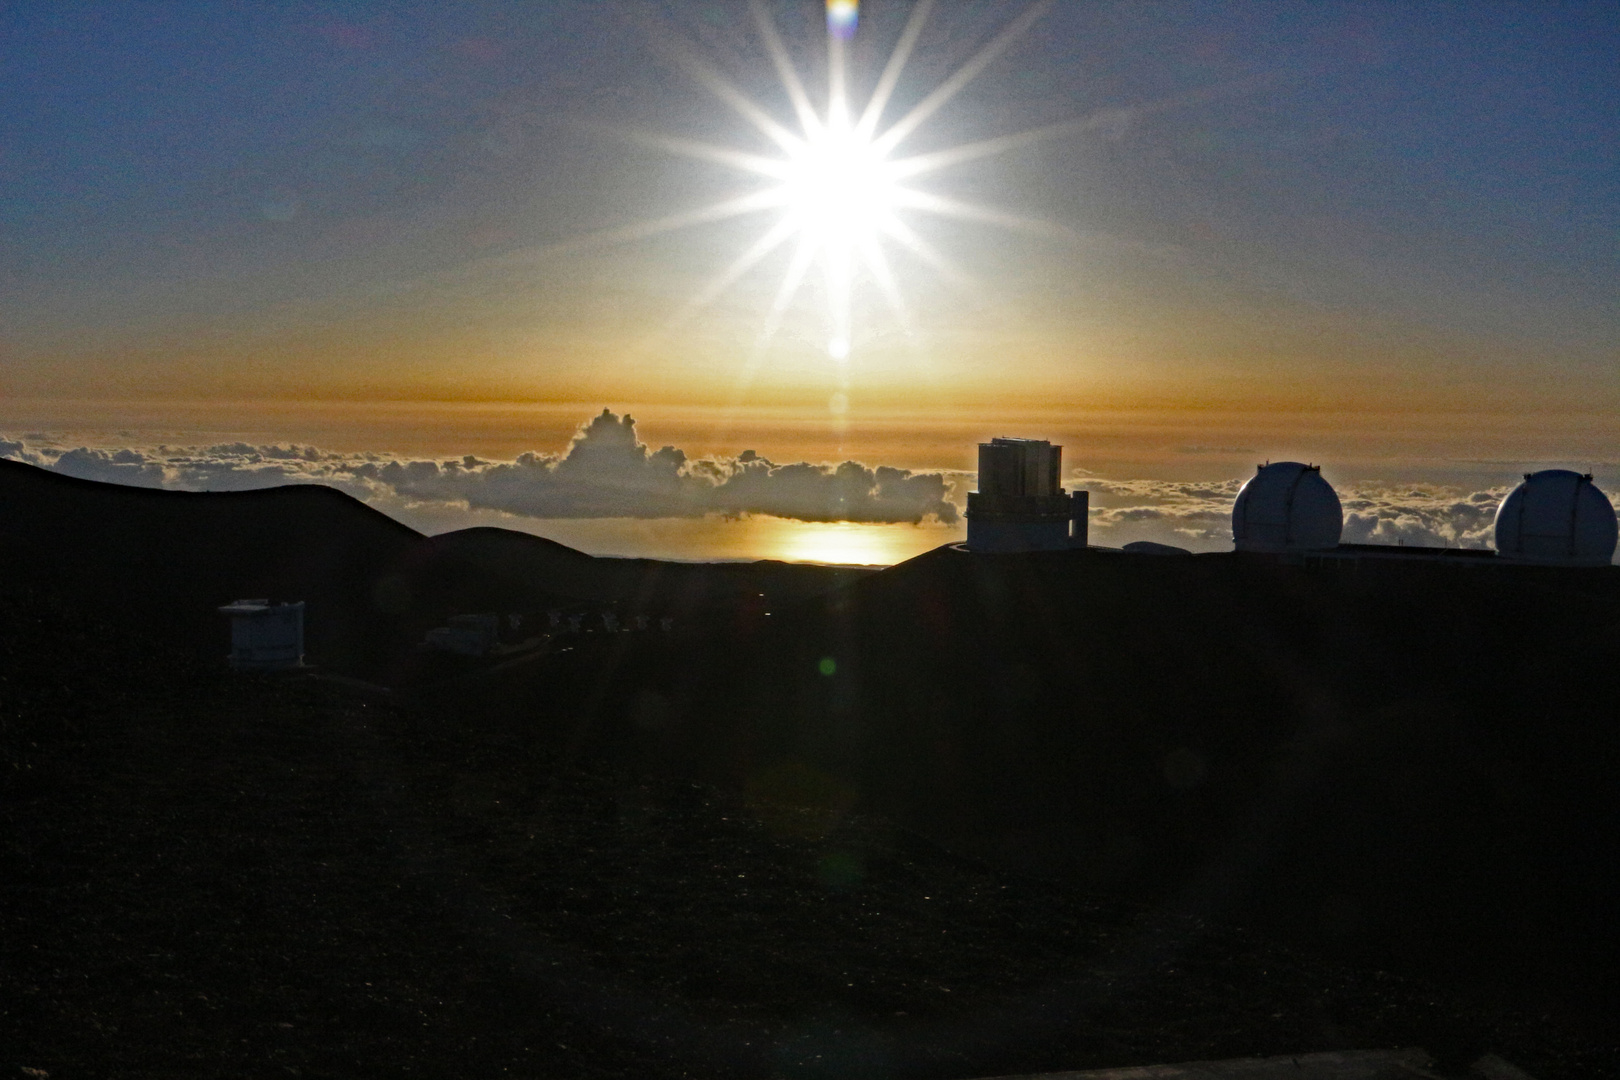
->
[966,438,1089,553]
[218,599,305,670]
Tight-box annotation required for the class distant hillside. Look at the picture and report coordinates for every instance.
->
[428,525,874,616]
[0,461,426,676]
[0,461,868,680]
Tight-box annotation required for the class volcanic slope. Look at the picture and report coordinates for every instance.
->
[786,547,1620,1023]
[5,463,1618,1045]
[0,460,866,681]
[468,543,1620,1030]
[2,583,1613,1079]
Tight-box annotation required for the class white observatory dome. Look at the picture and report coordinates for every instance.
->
[1493,470,1617,567]
[1232,462,1342,553]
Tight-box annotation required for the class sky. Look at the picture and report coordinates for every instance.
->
[2,1,1617,562]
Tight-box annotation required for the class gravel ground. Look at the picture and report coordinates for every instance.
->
[2,588,1614,1079]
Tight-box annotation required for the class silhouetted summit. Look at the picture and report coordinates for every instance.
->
[7,460,1620,1030]
[0,460,867,680]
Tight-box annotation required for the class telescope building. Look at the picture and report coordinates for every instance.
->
[966,438,1089,553]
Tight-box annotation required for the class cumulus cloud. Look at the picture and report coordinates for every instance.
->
[0,410,958,526]
[369,410,956,523]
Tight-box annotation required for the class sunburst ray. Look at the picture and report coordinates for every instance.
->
[870,1,1053,158]
[611,129,791,179]
[750,1,824,139]
[578,4,1069,368]
[854,0,935,142]
[651,26,805,155]
[891,188,1071,239]
[500,189,788,266]
[663,213,804,332]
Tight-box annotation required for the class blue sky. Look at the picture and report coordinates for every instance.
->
[2,2,1617,561]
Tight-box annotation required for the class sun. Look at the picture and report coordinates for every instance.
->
[773,101,904,360]
[561,0,1065,370]
[784,118,898,235]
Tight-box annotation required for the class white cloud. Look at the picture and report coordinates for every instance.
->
[0,417,1559,553]
[1073,477,1514,553]
[1082,477,1245,550]
[0,409,958,527]
[1338,484,1506,549]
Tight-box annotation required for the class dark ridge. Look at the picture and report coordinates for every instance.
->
[430,524,874,615]
[458,544,1620,1031]
[1331,542,1498,559]
[0,460,869,682]
[3,584,1612,1079]
[428,525,596,565]
[5,462,1619,1065]
[0,459,427,678]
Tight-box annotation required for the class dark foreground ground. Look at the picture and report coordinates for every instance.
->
[3,587,1615,1080]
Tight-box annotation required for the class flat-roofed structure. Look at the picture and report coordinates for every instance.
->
[966,438,1089,553]
[218,599,305,670]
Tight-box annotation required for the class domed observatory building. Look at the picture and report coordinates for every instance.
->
[966,438,1089,553]
[1494,470,1618,567]
[1232,462,1342,555]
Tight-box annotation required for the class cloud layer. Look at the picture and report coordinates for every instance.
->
[0,410,958,526]
[0,414,1546,554]
[1081,476,1513,553]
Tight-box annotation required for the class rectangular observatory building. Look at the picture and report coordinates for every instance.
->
[967,438,1088,552]
[218,599,306,670]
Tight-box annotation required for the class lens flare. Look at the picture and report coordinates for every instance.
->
[826,0,858,41]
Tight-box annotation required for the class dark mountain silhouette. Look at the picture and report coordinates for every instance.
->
[9,580,1609,1078]
[0,460,867,680]
[424,524,872,620]
[784,547,1620,1017]
[442,543,1620,1023]
[1,460,423,676]
[5,458,1619,1031]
